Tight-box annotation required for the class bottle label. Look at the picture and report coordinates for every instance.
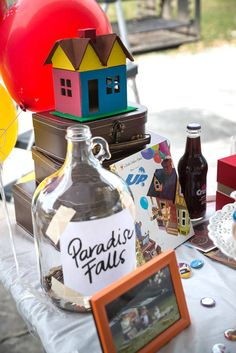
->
[60,209,136,296]
[195,183,207,205]
[194,183,206,205]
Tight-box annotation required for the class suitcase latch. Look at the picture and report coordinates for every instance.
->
[111,120,125,143]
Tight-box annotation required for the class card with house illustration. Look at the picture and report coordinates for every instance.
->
[110,136,194,262]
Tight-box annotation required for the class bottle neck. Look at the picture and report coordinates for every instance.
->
[64,138,94,166]
[185,135,202,155]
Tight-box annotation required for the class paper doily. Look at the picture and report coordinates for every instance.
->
[208,202,236,261]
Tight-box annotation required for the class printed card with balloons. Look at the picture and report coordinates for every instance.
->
[111,136,194,262]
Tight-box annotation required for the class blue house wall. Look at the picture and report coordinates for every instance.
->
[80,65,127,117]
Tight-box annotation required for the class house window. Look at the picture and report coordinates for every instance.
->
[60,78,72,97]
[106,77,112,94]
[160,201,165,209]
[182,210,186,226]
[114,75,120,93]
[106,75,120,94]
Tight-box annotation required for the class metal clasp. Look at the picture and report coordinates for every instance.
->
[111,120,125,143]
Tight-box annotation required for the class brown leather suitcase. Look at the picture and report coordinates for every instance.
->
[12,180,36,236]
[32,145,145,184]
[32,147,61,184]
[33,102,150,162]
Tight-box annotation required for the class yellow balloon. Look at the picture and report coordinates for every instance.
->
[0,83,18,162]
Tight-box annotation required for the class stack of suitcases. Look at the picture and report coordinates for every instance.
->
[13,28,151,236]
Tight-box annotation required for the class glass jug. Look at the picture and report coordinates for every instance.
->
[32,125,136,312]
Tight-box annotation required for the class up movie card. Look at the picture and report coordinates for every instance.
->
[111,136,194,262]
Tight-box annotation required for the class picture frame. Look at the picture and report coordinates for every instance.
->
[90,250,190,353]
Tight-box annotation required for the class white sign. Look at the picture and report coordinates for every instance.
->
[60,209,136,296]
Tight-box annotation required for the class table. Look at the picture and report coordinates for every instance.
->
[1,204,236,353]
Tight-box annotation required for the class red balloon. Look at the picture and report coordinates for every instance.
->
[0,0,111,112]
[0,0,7,23]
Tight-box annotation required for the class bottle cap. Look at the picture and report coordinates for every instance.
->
[233,210,236,221]
[190,259,204,269]
[212,343,231,353]
[200,297,216,307]
[187,123,201,130]
[224,328,236,341]
[178,262,192,278]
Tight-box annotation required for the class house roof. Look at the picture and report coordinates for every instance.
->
[45,33,134,70]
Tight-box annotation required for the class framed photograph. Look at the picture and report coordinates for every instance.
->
[90,250,190,353]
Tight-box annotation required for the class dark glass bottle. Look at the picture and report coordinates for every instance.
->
[177,123,208,221]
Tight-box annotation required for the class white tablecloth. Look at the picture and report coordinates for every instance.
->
[0,204,236,353]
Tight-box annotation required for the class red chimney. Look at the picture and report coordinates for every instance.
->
[78,28,96,42]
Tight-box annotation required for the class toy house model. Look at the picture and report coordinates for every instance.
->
[45,29,134,120]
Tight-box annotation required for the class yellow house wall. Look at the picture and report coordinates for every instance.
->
[176,194,186,207]
[51,46,74,70]
[175,181,187,208]
[79,44,103,71]
[79,41,127,71]
[106,41,126,67]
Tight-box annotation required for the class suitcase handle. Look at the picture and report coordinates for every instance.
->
[109,134,151,151]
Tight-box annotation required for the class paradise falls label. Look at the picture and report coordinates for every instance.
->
[60,209,136,296]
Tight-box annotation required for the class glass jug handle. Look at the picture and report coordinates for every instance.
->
[91,137,111,163]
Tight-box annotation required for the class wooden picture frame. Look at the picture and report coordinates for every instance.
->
[90,250,190,353]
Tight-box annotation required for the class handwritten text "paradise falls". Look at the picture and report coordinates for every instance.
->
[67,228,134,284]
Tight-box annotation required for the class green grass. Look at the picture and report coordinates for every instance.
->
[201,0,236,44]
[176,0,236,52]
[201,0,236,45]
